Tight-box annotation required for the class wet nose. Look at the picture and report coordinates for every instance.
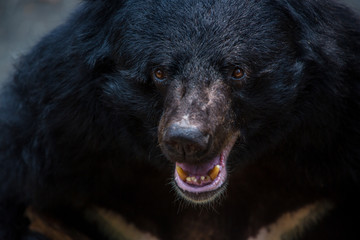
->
[163,123,210,157]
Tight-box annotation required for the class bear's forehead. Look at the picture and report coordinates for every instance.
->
[120,0,283,37]
[117,0,292,67]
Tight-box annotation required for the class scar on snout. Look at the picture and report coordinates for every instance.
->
[206,81,225,106]
[177,114,191,127]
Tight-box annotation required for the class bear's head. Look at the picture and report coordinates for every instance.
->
[100,0,353,204]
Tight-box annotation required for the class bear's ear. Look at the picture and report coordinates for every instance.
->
[280,0,359,67]
[75,0,125,68]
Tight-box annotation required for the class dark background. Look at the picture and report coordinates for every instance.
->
[0,0,359,84]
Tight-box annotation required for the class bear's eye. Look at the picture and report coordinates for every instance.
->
[152,68,168,92]
[231,67,245,80]
[153,69,167,81]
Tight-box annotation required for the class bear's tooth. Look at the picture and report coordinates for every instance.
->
[191,176,197,182]
[176,165,188,181]
[201,176,205,181]
[186,177,192,182]
[208,165,220,180]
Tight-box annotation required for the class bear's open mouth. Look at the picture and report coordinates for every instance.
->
[173,133,238,203]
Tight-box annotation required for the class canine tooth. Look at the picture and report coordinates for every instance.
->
[208,165,220,180]
[201,176,205,181]
[176,165,188,181]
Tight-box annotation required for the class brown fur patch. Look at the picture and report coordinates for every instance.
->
[26,207,89,240]
[247,201,334,240]
[26,207,159,240]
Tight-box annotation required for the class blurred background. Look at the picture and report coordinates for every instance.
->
[0,0,360,84]
[0,0,80,85]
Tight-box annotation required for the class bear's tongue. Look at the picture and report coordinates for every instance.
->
[175,155,222,187]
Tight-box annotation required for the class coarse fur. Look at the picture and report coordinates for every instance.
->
[1,0,360,239]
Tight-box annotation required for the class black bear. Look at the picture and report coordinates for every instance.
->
[1,0,360,239]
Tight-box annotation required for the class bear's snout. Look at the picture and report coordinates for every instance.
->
[162,122,211,162]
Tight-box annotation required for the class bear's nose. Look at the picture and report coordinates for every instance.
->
[163,123,210,158]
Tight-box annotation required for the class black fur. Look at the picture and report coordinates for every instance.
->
[1,0,360,239]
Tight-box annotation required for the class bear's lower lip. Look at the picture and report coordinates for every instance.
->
[173,133,239,203]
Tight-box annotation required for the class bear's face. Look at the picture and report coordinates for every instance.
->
[105,0,304,203]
